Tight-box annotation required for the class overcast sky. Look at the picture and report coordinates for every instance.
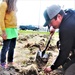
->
[16,0,75,27]
[0,0,75,27]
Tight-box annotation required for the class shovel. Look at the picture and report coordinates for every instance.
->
[35,34,53,68]
[42,34,52,57]
[36,34,53,58]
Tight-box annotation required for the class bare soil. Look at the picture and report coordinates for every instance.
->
[0,33,64,75]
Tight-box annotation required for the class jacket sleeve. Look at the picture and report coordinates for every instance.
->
[0,2,7,31]
[51,27,74,70]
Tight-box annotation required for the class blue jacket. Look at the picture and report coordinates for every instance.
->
[51,9,75,70]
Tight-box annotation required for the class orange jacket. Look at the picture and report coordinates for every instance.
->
[0,2,17,31]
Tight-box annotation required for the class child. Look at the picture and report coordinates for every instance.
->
[0,0,18,68]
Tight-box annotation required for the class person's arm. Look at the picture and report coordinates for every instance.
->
[0,2,7,40]
[44,28,74,73]
[51,28,74,70]
[0,2,7,31]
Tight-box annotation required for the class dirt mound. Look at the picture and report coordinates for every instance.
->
[0,34,65,75]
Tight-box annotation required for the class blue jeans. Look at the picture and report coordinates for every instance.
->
[1,38,16,63]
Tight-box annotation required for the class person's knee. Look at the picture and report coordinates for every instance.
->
[64,63,75,75]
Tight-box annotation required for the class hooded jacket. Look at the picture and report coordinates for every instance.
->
[51,9,75,70]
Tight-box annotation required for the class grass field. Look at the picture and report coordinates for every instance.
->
[0,29,58,35]
[19,30,49,34]
[19,30,58,34]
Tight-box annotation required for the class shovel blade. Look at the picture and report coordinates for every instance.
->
[35,50,50,68]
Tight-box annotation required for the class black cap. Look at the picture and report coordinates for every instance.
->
[43,10,51,27]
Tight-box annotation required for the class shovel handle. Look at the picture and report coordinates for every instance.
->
[44,34,52,51]
[42,34,53,57]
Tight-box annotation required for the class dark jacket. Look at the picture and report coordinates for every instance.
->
[51,9,75,70]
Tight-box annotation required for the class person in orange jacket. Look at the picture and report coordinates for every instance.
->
[0,0,18,68]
